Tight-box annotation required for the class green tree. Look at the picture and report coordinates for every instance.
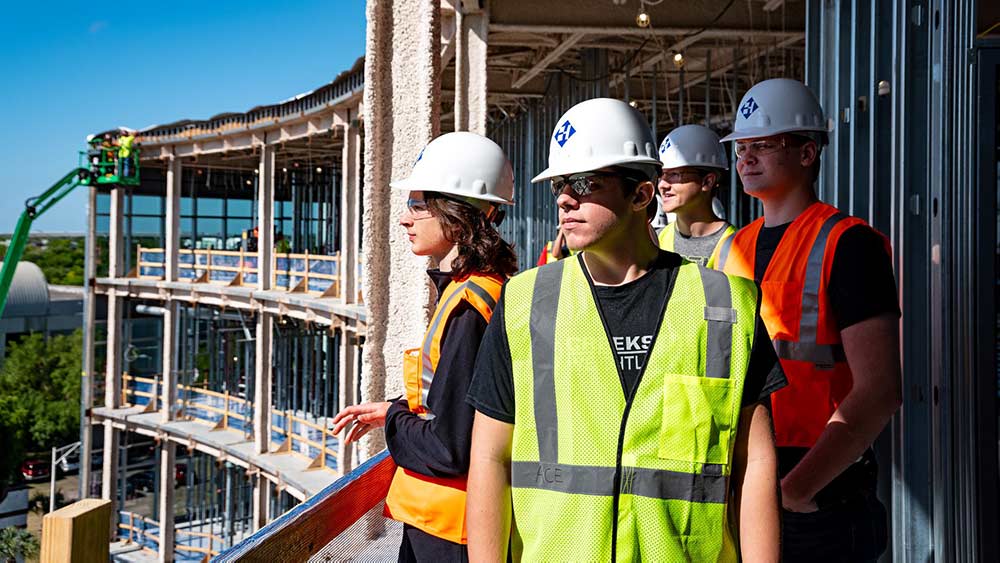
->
[0,331,81,486]
[0,237,86,286]
[0,527,39,562]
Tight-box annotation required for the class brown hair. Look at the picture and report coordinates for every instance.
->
[425,194,519,279]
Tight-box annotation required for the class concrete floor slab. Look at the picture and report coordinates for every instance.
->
[93,407,339,499]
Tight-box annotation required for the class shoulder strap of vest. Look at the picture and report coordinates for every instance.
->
[706,224,737,270]
[716,217,764,275]
[658,223,676,250]
[458,273,503,322]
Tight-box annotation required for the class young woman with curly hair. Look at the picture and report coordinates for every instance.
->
[332,131,516,562]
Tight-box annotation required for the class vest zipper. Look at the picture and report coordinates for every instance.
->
[577,254,678,562]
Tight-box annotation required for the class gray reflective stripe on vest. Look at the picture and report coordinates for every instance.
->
[418,279,494,418]
[530,261,564,463]
[716,229,735,269]
[698,267,735,379]
[465,280,497,311]
[799,212,847,342]
[772,339,846,370]
[511,461,726,503]
[782,211,849,371]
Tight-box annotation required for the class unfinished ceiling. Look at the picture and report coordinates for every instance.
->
[444,0,806,130]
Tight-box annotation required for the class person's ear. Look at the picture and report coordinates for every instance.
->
[800,141,819,168]
[700,172,717,193]
[634,180,656,211]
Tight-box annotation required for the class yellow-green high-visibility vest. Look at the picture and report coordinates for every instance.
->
[658,222,736,269]
[504,254,758,562]
[118,135,135,159]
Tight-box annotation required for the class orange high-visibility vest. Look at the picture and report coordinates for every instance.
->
[713,202,891,447]
[383,272,503,544]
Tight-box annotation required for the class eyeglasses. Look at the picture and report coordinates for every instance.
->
[733,136,805,160]
[550,172,608,198]
[659,170,704,185]
[405,198,433,217]
[550,171,650,199]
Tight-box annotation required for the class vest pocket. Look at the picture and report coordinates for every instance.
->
[657,374,735,465]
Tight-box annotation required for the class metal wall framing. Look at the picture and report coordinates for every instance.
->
[806,0,996,560]
[490,50,610,270]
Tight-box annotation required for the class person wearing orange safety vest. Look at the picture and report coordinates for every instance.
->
[713,78,902,563]
[535,226,568,266]
[655,124,735,267]
[331,132,517,562]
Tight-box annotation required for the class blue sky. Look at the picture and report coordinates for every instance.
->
[0,1,366,233]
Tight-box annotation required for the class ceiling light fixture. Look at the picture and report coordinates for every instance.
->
[636,10,650,28]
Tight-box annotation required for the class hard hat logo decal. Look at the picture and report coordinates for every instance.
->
[740,97,759,119]
[414,148,425,167]
[554,120,576,147]
[659,137,672,154]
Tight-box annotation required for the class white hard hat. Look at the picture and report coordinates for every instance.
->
[390,132,514,209]
[659,125,728,170]
[720,78,828,143]
[532,98,661,183]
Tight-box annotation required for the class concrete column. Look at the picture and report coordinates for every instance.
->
[340,115,360,306]
[156,299,178,560]
[362,0,441,458]
[453,6,489,134]
[257,146,276,291]
[80,186,97,499]
[253,312,273,456]
[337,113,362,475]
[253,142,276,473]
[108,187,124,279]
[252,474,270,531]
[102,187,124,533]
[165,156,182,283]
[337,329,357,475]
[157,440,175,563]
[163,154,181,425]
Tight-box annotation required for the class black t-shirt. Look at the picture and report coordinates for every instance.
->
[584,251,678,395]
[754,223,900,330]
[467,252,787,424]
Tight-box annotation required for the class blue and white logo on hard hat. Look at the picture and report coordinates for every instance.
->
[554,120,576,147]
[659,137,672,154]
[740,97,759,119]
[414,148,425,167]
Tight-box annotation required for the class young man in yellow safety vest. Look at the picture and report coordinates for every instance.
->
[465,98,786,562]
[713,78,901,563]
[656,124,735,268]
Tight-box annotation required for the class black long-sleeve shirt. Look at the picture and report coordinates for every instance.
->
[384,269,489,478]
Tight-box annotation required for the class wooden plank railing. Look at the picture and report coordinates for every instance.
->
[117,510,226,558]
[121,374,338,472]
[137,245,343,297]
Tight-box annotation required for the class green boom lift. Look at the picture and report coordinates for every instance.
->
[0,139,140,318]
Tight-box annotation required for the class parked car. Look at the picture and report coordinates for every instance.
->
[127,470,156,493]
[20,459,50,482]
[58,451,104,473]
[58,455,79,473]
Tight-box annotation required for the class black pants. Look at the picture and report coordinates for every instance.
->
[782,489,888,563]
[398,524,468,563]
